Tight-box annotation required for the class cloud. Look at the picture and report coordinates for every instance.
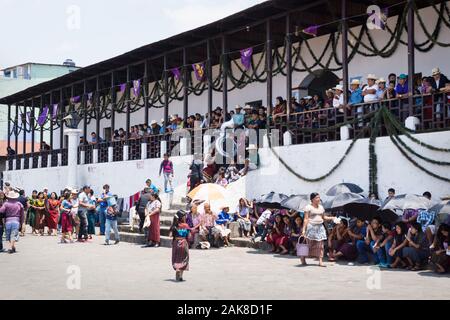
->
[163,0,267,33]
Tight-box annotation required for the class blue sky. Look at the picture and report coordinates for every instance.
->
[0,0,266,69]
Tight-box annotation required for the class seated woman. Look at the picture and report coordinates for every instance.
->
[214,206,233,247]
[388,221,409,268]
[266,214,287,254]
[290,214,304,255]
[372,222,394,268]
[199,203,216,248]
[328,219,349,262]
[333,218,366,261]
[234,198,252,238]
[430,223,450,274]
[403,222,430,271]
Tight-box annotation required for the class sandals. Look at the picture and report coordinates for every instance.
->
[175,271,181,281]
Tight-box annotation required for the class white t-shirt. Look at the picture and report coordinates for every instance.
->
[363,84,378,102]
[257,209,272,225]
[333,94,344,112]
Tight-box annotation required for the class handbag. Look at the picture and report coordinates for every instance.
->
[143,214,151,228]
[296,236,309,257]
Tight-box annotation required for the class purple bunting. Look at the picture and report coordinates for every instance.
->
[240,47,253,70]
[119,83,127,93]
[192,63,206,82]
[133,79,141,97]
[171,68,181,81]
[37,106,49,126]
[302,25,319,37]
[71,95,81,104]
[52,104,58,119]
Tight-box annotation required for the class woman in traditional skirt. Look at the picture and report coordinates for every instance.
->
[47,192,60,236]
[60,191,74,243]
[145,193,162,247]
[171,210,190,281]
[34,192,46,236]
[202,148,216,183]
[301,193,335,267]
[430,223,449,274]
[27,190,38,235]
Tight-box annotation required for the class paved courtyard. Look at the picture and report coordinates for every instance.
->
[1,233,449,300]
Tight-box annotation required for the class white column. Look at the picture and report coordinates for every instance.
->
[283,131,292,146]
[262,134,269,148]
[123,145,129,161]
[29,157,33,169]
[64,129,82,189]
[93,149,99,164]
[180,137,188,156]
[37,156,42,168]
[20,157,25,170]
[203,134,212,154]
[47,154,52,168]
[80,150,86,165]
[108,146,114,162]
[160,140,167,158]
[340,125,351,141]
[141,142,147,160]
[405,117,419,131]
[12,159,16,171]
[57,153,62,166]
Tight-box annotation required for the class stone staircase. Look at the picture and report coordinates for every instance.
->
[113,203,270,250]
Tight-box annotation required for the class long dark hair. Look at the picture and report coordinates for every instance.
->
[436,223,450,244]
[170,210,186,238]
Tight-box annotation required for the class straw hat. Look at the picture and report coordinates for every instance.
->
[246,144,258,151]
[350,79,360,85]
[376,78,387,84]
[243,105,252,110]
[6,190,19,199]
[333,84,344,92]
[432,67,441,76]
[150,120,157,125]
[70,189,79,194]
[367,74,377,80]
[235,105,242,110]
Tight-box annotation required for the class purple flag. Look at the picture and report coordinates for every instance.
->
[120,83,127,93]
[192,63,206,82]
[302,25,319,37]
[52,104,58,119]
[133,80,141,97]
[71,95,81,104]
[37,106,49,126]
[240,47,253,70]
[171,68,181,81]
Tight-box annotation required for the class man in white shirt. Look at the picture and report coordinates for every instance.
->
[252,208,273,243]
[362,74,379,103]
[332,85,345,113]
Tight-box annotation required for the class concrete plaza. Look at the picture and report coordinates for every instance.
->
[0,233,449,300]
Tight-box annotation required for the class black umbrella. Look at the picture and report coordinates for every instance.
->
[377,209,402,224]
[326,183,364,196]
[255,192,289,209]
[323,192,364,210]
[280,194,310,211]
[343,198,382,221]
[381,194,433,211]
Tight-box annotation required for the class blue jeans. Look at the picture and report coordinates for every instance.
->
[98,207,107,235]
[373,240,393,265]
[356,240,379,264]
[5,221,20,242]
[105,219,119,243]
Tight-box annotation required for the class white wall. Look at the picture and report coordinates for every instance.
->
[4,130,450,202]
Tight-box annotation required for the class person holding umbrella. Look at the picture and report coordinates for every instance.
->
[301,193,336,267]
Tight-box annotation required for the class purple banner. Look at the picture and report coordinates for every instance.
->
[171,68,181,81]
[133,79,141,97]
[192,63,206,82]
[52,104,58,119]
[119,83,127,93]
[71,95,81,104]
[240,47,253,70]
[302,25,318,37]
[37,106,49,126]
